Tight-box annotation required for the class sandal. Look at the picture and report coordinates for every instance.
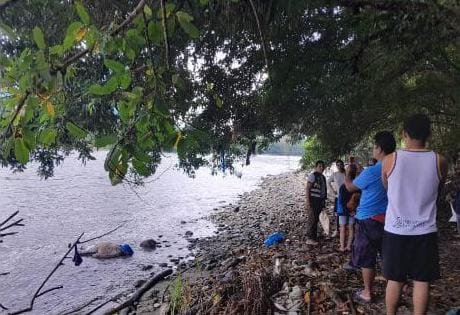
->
[353,289,372,304]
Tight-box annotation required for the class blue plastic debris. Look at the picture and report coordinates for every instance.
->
[264,232,285,247]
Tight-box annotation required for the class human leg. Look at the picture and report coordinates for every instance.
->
[307,198,322,241]
[361,267,375,301]
[346,222,354,251]
[339,224,346,251]
[352,219,383,302]
[385,280,404,315]
[412,281,430,315]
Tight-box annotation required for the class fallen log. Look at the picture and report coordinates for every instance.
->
[103,269,173,315]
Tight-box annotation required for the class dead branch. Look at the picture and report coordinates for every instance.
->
[84,298,114,315]
[0,303,8,310]
[0,210,19,227]
[61,297,99,315]
[0,219,24,232]
[36,286,64,298]
[9,233,85,315]
[103,269,173,315]
[78,222,126,244]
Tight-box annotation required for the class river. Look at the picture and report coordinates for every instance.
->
[0,152,300,314]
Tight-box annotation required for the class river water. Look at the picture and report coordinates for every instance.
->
[0,152,300,314]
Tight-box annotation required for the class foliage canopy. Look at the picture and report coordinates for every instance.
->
[0,0,459,183]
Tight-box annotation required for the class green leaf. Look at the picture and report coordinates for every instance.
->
[39,128,57,145]
[14,139,29,164]
[75,2,90,25]
[66,122,87,139]
[215,95,223,108]
[125,47,136,60]
[118,72,132,90]
[132,158,150,176]
[172,74,185,90]
[176,11,193,23]
[104,76,119,93]
[143,4,153,18]
[89,84,108,95]
[176,12,199,38]
[32,27,46,50]
[95,135,117,148]
[63,21,83,50]
[148,21,162,45]
[104,59,125,74]
[0,22,17,40]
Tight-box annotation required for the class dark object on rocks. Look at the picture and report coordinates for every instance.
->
[180,220,187,224]
[159,263,168,267]
[185,231,194,237]
[234,206,240,213]
[134,279,146,288]
[140,239,157,250]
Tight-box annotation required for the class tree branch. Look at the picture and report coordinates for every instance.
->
[160,0,170,69]
[248,0,270,77]
[78,222,126,244]
[0,91,30,144]
[57,0,147,72]
[102,269,173,315]
[9,233,85,315]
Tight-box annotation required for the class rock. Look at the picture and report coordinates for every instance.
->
[159,262,168,267]
[233,206,240,212]
[140,239,157,250]
[153,303,161,308]
[180,220,187,224]
[134,279,146,288]
[185,231,194,237]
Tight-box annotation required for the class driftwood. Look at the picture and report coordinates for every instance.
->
[103,269,173,315]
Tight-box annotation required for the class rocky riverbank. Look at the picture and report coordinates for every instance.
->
[129,171,460,314]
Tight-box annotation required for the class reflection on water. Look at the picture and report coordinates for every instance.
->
[0,152,300,314]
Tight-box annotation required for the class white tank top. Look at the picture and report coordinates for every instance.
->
[385,150,440,235]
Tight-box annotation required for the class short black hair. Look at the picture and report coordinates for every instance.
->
[374,131,396,155]
[336,159,344,165]
[315,160,325,167]
[403,114,431,143]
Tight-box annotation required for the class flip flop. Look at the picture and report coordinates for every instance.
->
[353,290,372,304]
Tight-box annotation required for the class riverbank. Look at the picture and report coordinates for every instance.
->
[129,171,460,314]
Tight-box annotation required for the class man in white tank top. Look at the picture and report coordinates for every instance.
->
[382,114,448,315]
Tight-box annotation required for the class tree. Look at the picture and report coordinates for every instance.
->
[1,0,459,185]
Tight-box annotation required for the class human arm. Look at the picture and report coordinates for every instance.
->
[381,152,396,190]
[305,173,314,210]
[437,153,448,190]
[344,168,360,192]
[327,174,336,195]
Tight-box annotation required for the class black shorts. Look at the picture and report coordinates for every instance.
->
[351,219,384,269]
[382,231,440,282]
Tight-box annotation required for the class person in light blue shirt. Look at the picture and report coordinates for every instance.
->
[344,131,396,304]
[353,161,388,220]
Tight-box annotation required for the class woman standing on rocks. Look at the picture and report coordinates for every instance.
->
[337,164,359,252]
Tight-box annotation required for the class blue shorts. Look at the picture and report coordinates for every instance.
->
[338,215,355,225]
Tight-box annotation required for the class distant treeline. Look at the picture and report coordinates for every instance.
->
[262,140,304,156]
